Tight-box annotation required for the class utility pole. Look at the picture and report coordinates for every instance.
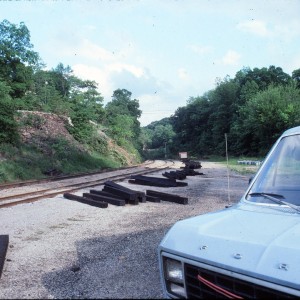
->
[225,133,231,202]
[164,141,167,159]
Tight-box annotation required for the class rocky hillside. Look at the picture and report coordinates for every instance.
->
[16,110,137,166]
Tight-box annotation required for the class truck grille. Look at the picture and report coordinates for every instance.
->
[184,263,298,299]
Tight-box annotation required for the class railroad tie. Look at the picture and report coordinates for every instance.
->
[145,195,161,203]
[63,193,108,208]
[130,175,188,187]
[0,235,9,279]
[83,192,125,206]
[129,177,177,187]
[104,181,146,203]
[102,186,139,205]
[146,190,188,205]
[90,189,125,200]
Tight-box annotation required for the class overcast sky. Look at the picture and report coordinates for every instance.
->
[1,0,300,126]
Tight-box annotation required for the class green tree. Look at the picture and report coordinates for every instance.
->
[239,80,260,103]
[66,76,105,152]
[0,19,42,99]
[207,78,239,154]
[0,19,40,65]
[15,69,71,115]
[107,89,141,118]
[108,114,135,146]
[105,89,141,148]
[69,77,104,123]
[0,81,19,143]
[292,68,300,88]
[51,63,73,98]
[235,66,291,91]
[233,83,300,155]
[140,127,153,150]
[170,66,296,157]
[150,124,175,149]
[171,78,239,156]
[68,102,95,142]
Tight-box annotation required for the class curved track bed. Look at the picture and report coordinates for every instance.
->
[0,160,176,208]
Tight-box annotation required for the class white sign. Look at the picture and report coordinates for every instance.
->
[179,152,188,159]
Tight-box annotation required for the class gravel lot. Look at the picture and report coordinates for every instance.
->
[0,161,251,299]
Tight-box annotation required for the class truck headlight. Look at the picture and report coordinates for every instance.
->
[165,258,183,283]
[163,257,186,297]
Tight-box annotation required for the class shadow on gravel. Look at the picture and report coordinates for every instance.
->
[41,227,166,299]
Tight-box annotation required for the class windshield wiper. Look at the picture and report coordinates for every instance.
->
[248,192,300,213]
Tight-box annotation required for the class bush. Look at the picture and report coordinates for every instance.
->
[0,82,19,144]
[0,139,122,183]
[18,113,46,129]
[86,133,109,155]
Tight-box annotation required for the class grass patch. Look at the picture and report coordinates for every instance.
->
[204,155,264,175]
[0,139,123,183]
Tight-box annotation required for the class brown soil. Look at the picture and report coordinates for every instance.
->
[16,110,84,153]
[15,110,135,165]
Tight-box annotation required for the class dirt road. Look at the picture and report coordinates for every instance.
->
[0,161,251,299]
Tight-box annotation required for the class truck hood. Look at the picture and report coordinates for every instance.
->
[159,203,300,288]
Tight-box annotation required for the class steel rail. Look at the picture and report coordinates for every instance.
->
[0,160,175,208]
[0,160,155,190]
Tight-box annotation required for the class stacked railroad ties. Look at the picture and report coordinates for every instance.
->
[63,160,203,209]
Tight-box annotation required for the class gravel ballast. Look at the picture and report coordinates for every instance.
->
[0,161,250,299]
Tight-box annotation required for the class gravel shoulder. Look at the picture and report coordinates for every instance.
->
[0,161,251,299]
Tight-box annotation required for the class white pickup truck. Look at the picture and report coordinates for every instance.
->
[158,126,300,299]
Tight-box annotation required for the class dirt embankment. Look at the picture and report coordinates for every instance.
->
[17,111,78,144]
[16,110,136,165]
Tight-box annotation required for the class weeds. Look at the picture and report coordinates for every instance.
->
[19,114,46,129]
[0,138,121,183]
[207,156,263,175]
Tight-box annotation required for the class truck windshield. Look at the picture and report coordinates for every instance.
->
[247,134,300,207]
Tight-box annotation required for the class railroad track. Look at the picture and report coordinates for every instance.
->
[0,160,176,208]
[0,160,156,190]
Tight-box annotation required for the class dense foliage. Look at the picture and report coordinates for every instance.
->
[0,20,141,160]
[104,89,142,150]
[141,118,175,159]
[166,67,300,157]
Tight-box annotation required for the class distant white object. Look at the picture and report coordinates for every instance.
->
[179,152,187,159]
[237,160,262,166]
